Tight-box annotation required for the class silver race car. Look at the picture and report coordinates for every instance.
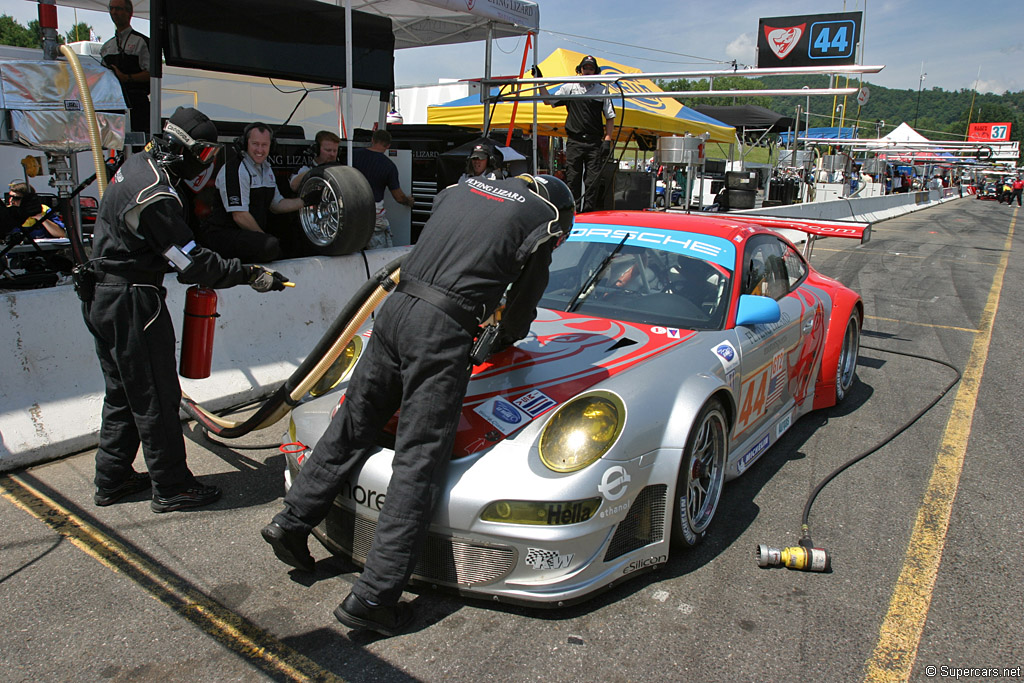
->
[282,210,867,606]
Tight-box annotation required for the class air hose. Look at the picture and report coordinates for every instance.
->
[757,342,962,571]
[180,254,405,438]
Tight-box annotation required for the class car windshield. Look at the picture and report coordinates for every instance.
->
[540,238,733,330]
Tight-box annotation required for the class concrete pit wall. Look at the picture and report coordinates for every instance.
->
[0,247,408,472]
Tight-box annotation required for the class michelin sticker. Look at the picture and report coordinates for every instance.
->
[598,466,631,501]
[737,434,770,474]
[474,397,530,435]
[712,340,740,374]
[775,410,793,439]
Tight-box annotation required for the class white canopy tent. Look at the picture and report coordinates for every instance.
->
[44,0,539,47]
[40,0,540,160]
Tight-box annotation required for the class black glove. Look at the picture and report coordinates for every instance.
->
[601,139,612,158]
[248,265,289,292]
[530,65,543,79]
[4,229,24,248]
[303,191,321,208]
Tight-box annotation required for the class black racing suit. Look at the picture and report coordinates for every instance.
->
[274,176,561,606]
[82,150,249,496]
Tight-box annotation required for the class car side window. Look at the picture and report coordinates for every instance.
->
[782,243,807,291]
[742,236,788,300]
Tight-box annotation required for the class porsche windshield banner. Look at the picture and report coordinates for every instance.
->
[756,12,862,68]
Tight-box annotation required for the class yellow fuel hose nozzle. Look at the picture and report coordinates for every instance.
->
[756,544,831,572]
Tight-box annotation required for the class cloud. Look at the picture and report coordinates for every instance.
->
[725,33,756,65]
[976,79,1011,95]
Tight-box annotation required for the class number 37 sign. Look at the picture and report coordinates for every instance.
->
[757,12,862,68]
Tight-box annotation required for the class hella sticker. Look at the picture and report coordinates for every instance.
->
[713,341,740,373]
[474,397,530,435]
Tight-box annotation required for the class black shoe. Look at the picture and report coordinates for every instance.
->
[151,484,221,513]
[94,472,151,506]
[334,592,414,637]
[261,522,315,572]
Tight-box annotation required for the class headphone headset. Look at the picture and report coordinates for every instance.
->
[234,122,273,154]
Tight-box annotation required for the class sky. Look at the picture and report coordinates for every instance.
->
[2,0,1021,96]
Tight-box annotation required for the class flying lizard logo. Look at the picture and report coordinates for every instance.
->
[465,177,526,203]
[764,23,805,61]
[467,0,475,9]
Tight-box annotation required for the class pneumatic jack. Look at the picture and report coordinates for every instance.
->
[756,532,832,573]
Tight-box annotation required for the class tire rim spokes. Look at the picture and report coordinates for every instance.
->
[300,178,342,246]
[686,410,725,534]
[838,318,860,393]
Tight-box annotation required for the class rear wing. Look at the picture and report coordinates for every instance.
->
[732,215,871,259]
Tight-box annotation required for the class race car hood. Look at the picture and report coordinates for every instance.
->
[444,308,695,458]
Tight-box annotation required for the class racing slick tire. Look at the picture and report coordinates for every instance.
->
[671,398,728,549]
[298,165,375,256]
[834,312,861,404]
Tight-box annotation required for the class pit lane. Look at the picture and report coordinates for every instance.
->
[2,198,1021,682]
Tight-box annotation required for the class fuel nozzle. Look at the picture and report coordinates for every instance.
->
[756,543,831,572]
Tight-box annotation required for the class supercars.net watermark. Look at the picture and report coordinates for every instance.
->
[923,665,1022,679]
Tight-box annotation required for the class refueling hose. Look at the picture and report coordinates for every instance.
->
[58,45,107,198]
[180,255,404,438]
[58,44,108,267]
[757,341,962,571]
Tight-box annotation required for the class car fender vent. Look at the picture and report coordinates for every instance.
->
[603,484,668,562]
[607,338,638,352]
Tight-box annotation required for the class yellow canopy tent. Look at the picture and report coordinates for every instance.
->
[426,48,737,145]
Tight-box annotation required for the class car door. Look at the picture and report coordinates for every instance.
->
[732,235,804,440]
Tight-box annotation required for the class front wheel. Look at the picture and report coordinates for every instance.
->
[834,313,861,403]
[671,399,728,549]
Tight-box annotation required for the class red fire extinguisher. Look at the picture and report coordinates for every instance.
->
[180,286,219,379]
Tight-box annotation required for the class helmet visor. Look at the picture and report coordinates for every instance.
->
[192,141,222,165]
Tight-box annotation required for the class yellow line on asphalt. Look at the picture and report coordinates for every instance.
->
[864,315,978,334]
[863,207,1017,681]
[814,247,997,267]
[0,473,343,683]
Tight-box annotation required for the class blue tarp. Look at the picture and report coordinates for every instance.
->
[778,126,859,144]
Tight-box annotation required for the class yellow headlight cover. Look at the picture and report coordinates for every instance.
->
[310,337,362,398]
[539,392,624,472]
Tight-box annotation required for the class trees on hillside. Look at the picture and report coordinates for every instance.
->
[0,14,99,49]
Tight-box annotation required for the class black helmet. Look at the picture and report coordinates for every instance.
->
[578,55,601,74]
[160,107,222,180]
[519,173,575,236]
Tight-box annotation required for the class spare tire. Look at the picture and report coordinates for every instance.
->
[298,165,375,255]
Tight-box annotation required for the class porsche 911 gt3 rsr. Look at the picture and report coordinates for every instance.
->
[282,210,866,606]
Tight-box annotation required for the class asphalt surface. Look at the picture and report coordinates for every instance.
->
[2,197,1023,682]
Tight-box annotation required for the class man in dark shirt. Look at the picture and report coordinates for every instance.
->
[261,174,575,636]
[82,107,289,513]
[538,54,616,212]
[101,0,150,135]
[352,130,415,248]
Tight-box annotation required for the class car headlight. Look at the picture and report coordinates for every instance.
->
[480,498,602,525]
[309,336,362,397]
[538,391,624,472]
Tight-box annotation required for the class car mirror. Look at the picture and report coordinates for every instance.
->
[735,294,781,326]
